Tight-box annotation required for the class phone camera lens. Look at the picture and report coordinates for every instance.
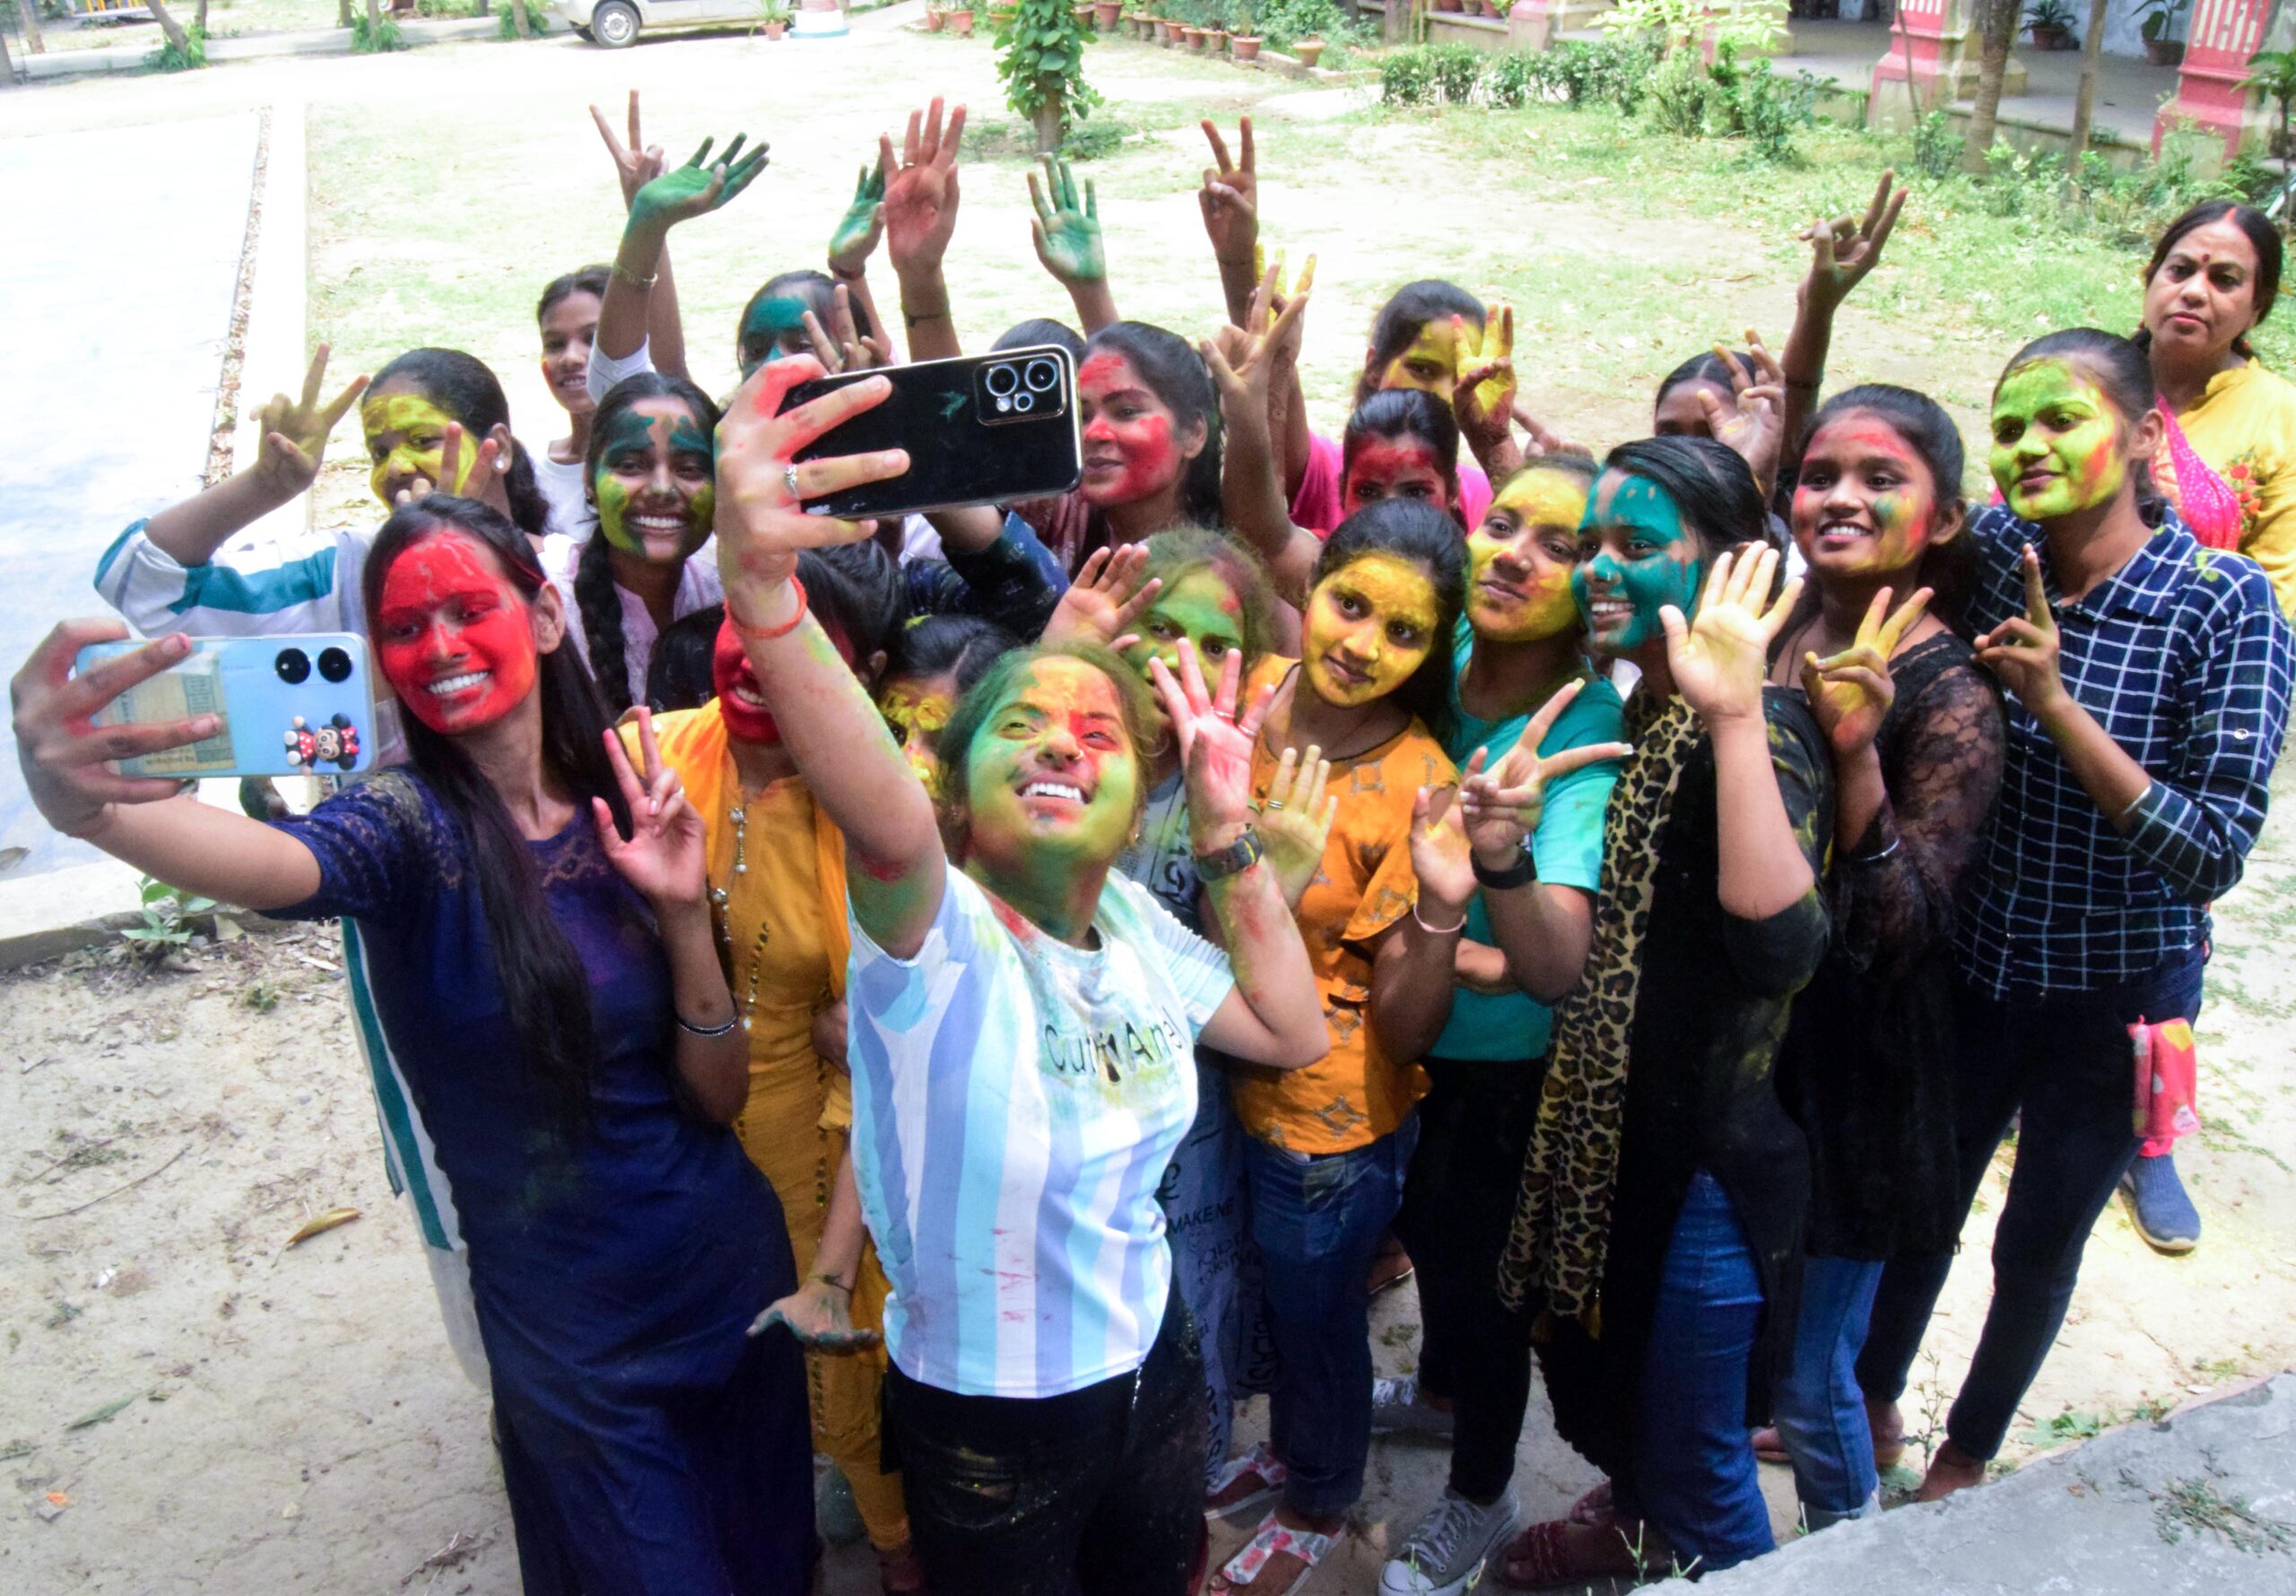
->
[1023,358,1059,394]
[275,648,310,685]
[317,646,353,683]
[985,362,1020,398]
[1013,392,1035,413]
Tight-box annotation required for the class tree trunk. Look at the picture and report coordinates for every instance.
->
[338,0,352,24]
[0,19,18,81]
[1381,0,1406,44]
[149,0,192,51]
[1031,86,1062,155]
[1961,0,2018,169]
[195,0,209,30]
[16,0,46,56]
[363,0,380,37]
[2065,0,2109,166]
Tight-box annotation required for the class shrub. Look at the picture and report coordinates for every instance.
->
[1380,45,1438,105]
[1256,0,1346,45]
[351,10,407,48]
[1428,40,1482,102]
[1484,49,1541,108]
[1910,108,1961,179]
[145,18,205,68]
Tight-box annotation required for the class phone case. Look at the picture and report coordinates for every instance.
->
[75,634,378,781]
[781,345,1083,520]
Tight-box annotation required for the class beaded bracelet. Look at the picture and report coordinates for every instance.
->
[727,577,809,644]
[676,1011,740,1038]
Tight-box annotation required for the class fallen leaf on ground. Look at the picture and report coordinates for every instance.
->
[285,1207,361,1247]
[65,1390,146,1430]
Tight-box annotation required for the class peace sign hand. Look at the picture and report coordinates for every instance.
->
[1695,331,1787,494]
[1451,306,1517,457]
[594,707,707,909]
[798,282,894,375]
[1147,638,1272,848]
[590,91,666,209]
[394,421,504,510]
[1457,679,1634,865]
[1973,544,2069,718]
[629,132,770,234]
[1800,584,1931,757]
[1028,155,1106,288]
[253,344,368,499]
[1798,169,1906,316]
[1408,783,1474,923]
[882,97,966,279]
[1664,545,1803,727]
[1254,743,1338,907]
[1041,543,1161,649]
[1197,116,1257,267]
[828,154,888,279]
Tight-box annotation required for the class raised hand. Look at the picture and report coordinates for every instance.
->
[1147,638,1272,849]
[1451,305,1516,449]
[1028,155,1106,287]
[253,344,368,499]
[628,132,770,234]
[827,154,888,279]
[881,97,966,280]
[1197,116,1257,269]
[1695,332,1787,493]
[750,1279,879,1351]
[1041,543,1160,648]
[1800,584,1931,757]
[1408,783,1474,923]
[798,282,894,375]
[1200,273,1310,443]
[1973,544,2069,717]
[395,421,503,507]
[593,708,707,908]
[11,621,222,837]
[1663,545,1802,726]
[1254,743,1338,906]
[712,357,911,613]
[1457,680,1633,864]
[1798,169,1906,317]
[590,90,667,209]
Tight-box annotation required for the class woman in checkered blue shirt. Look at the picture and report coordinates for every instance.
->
[1858,328,2293,1505]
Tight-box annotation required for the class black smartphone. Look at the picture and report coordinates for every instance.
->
[779,346,1081,520]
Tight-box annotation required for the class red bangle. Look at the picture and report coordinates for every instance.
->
[727,577,808,643]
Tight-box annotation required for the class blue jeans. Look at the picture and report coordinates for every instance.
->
[1630,1170,1774,1574]
[1860,947,2206,1460]
[1242,1122,1415,1518]
[1773,1254,1883,1527]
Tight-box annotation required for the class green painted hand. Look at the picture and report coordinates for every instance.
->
[628,132,770,235]
[1028,155,1104,286]
[827,157,887,278]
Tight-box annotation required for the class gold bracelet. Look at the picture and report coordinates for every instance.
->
[613,259,659,291]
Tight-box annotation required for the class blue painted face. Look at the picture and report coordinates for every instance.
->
[1571,470,1705,657]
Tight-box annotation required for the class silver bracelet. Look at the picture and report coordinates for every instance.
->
[1850,836,1901,863]
[675,1011,740,1038]
[1413,901,1467,936]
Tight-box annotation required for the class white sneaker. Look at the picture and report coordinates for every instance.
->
[1370,1373,1456,1437]
[1380,1488,1521,1594]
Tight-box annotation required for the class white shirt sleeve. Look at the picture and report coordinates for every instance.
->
[1109,873,1236,1037]
[94,518,370,639]
[584,336,658,409]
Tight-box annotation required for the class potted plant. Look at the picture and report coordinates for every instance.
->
[1206,21,1227,47]
[1294,31,1324,62]
[2024,0,2075,49]
[2136,0,2187,65]
[948,4,975,31]
[987,0,1018,24]
[925,4,945,26]
[1231,26,1259,55]
[755,0,790,37]
[1094,0,1121,24]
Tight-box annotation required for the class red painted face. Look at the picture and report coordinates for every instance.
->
[712,615,779,745]
[375,533,539,735]
[1078,351,1185,509]
[1342,437,1448,520]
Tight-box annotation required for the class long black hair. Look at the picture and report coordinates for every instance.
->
[1311,498,1467,746]
[577,371,725,717]
[2137,201,2282,360]
[361,494,629,1131]
[1083,321,1224,530]
[1995,327,2165,518]
[885,612,1017,694]
[369,349,551,540]
[1356,280,1485,407]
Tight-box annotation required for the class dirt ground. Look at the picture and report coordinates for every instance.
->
[4,14,2295,1594]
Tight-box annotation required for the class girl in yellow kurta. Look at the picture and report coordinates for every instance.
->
[636,610,918,1590]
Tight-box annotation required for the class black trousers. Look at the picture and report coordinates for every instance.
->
[1396,1054,1544,1504]
[886,1301,1207,1596]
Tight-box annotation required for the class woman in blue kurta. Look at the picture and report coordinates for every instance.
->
[13,491,812,1596]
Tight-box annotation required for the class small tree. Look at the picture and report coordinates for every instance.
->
[2065,0,2109,171]
[148,0,195,55]
[1,21,16,84]
[1962,0,2020,170]
[996,0,1101,155]
[15,0,47,56]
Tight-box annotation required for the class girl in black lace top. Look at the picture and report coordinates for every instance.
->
[1762,386,2006,1530]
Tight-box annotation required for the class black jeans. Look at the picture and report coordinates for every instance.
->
[885,1301,1206,1596]
[1396,1055,1543,1504]
[1857,947,2206,1460]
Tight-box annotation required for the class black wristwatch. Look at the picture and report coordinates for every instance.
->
[1471,842,1537,891]
[1193,829,1264,883]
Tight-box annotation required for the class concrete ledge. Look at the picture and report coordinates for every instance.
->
[20,13,502,80]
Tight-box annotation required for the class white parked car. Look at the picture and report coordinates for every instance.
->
[555,0,764,46]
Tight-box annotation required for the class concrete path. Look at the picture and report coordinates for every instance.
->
[0,110,257,880]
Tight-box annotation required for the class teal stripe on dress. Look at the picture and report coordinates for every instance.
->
[169,546,338,615]
[93,519,148,592]
[339,919,452,1250]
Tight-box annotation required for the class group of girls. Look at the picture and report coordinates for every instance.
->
[19,80,2294,1596]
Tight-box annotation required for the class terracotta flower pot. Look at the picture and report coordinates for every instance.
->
[1095,0,1122,24]
[2144,35,2184,65]
[1133,13,1153,35]
[924,5,944,26]
[762,17,786,35]
[1206,23,1226,48]
[1155,17,1175,40]
[1231,30,1258,56]
[1294,35,1323,63]
[2028,22,2072,48]
[1187,23,1207,46]
[948,5,974,32]
[1074,3,1094,25]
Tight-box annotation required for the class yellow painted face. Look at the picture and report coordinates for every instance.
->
[1467,469,1588,643]
[879,675,958,797]
[1375,321,1460,403]
[1302,552,1440,707]
[363,392,474,506]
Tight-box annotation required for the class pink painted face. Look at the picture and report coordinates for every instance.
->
[1790,412,1947,580]
[375,533,540,735]
[1342,437,1449,520]
[1077,351,1194,509]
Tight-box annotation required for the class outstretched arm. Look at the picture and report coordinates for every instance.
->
[1029,155,1118,334]
[596,126,767,368]
[1202,275,1322,604]
[883,98,967,364]
[1779,170,1904,464]
[711,359,944,957]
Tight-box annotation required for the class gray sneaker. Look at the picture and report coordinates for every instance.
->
[1370,1373,1456,1437]
[1380,1488,1521,1594]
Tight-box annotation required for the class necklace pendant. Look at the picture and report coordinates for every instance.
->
[709,887,729,906]
[728,807,745,826]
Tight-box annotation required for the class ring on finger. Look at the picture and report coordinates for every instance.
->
[784,464,804,500]
[1264,799,1284,811]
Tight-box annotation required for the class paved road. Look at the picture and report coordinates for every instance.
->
[0,111,258,880]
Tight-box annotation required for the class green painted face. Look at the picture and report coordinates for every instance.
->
[593,398,715,562]
[1989,360,2127,522]
[1122,568,1248,682]
[738,294,813,378]
[1571,471,1705,656]
[963,657,1141,870]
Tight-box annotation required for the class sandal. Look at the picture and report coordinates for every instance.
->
[1752,1424,1790,1465]
[1205,1442,1289,1522]
[1499,1517,1657,1590]
[1565,1479,1612,1526]
[1211,1510,1335,1595]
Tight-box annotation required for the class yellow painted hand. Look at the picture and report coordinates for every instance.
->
[1799,584,1932,757]
[1255,743,1338,909]
[1662,545,1803,726]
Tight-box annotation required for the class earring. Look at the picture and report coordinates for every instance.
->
[496,455,511,473]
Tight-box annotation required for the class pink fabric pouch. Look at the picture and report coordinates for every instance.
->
[2131,1016,2201,1143]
